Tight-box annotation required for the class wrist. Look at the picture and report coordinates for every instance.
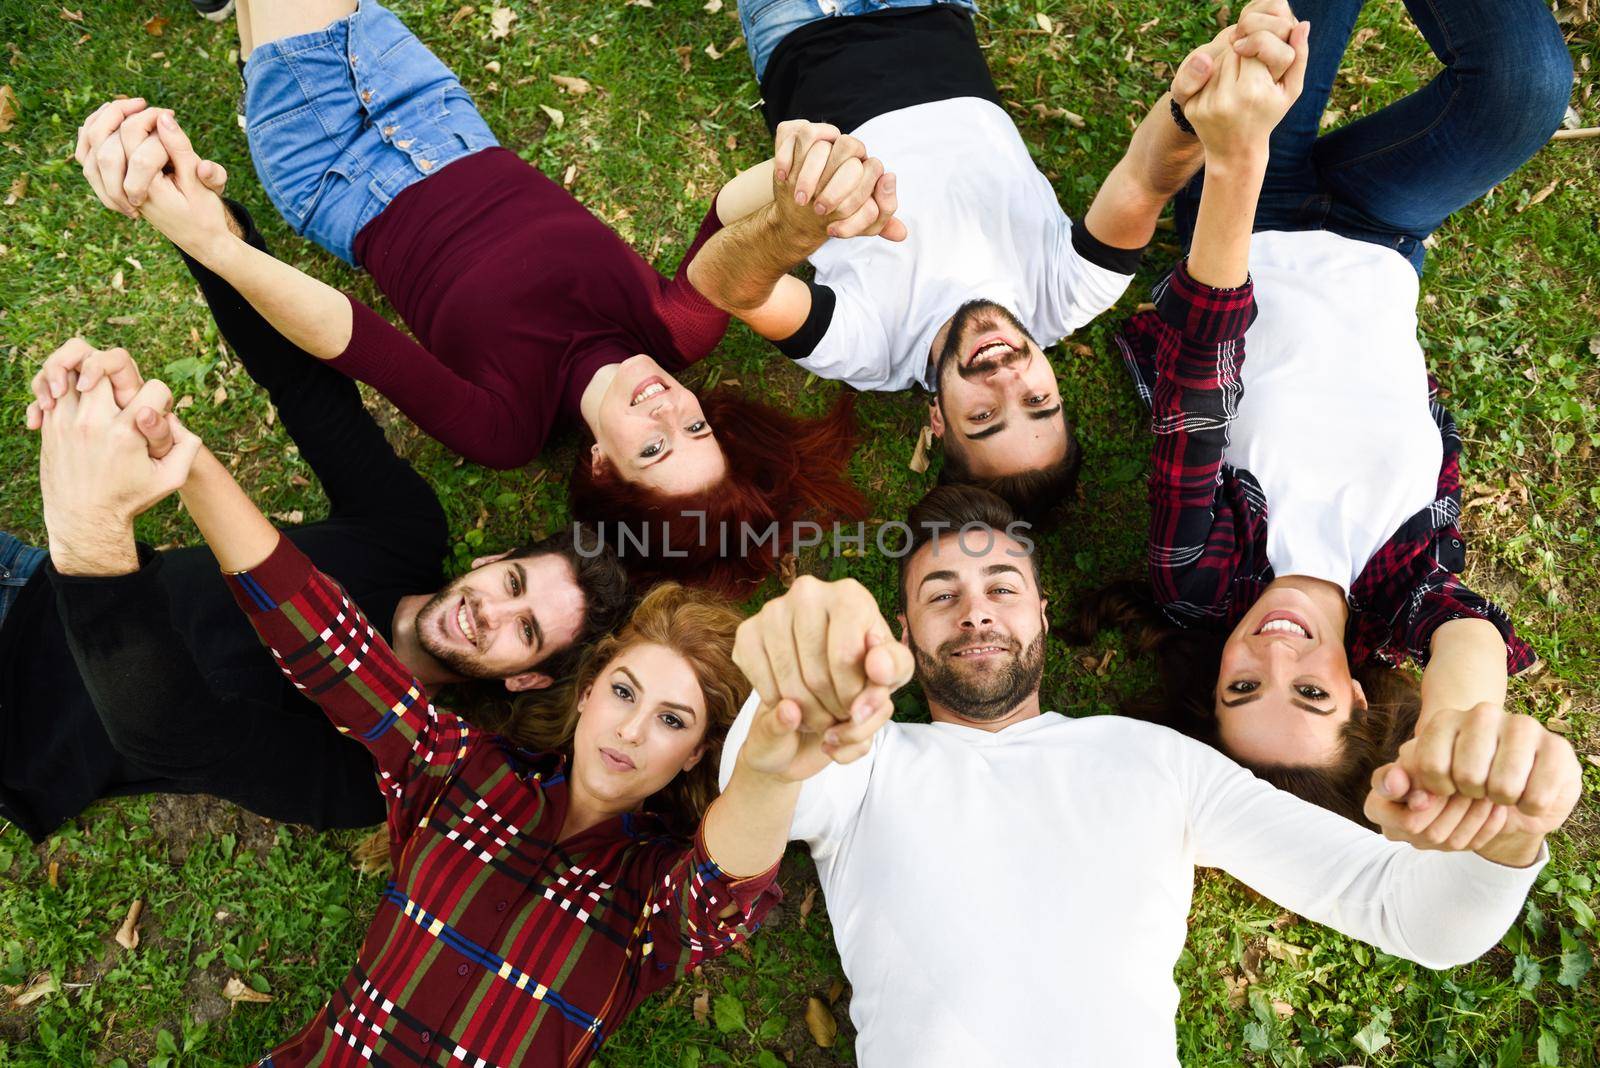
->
[46,513,139,576]
[1201,146,1270,181]
[195,228,246,274]
[1474,830,1546,869]
[762,200,829,260]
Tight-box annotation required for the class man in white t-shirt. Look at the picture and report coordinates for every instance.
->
[717,485,1582,1066]
[687,1,1303,520]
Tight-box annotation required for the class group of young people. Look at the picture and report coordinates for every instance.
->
[2,0,1584,1064]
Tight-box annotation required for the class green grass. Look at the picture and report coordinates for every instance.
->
[1,1,1597,1065]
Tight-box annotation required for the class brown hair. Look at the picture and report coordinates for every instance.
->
[898,484,1040,611]
[1064,581,1421,827]
[505,582,749,836]
[937,406,1083,527]
[568,389,867,597]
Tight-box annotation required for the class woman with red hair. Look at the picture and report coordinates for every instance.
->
[75,0,885,591]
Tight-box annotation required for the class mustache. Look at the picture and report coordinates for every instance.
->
[939,630,1021,658]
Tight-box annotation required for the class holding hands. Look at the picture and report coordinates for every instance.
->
[770,120,907,243]
[1365,702,1582,868]
[1181,4,1310,164]
[30,339,199,576]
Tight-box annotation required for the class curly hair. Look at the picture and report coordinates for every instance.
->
[1063,581,1421,828]
[504,582,750,836]
[568,389,867,597]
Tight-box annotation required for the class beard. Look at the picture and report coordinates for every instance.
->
[933,299,1039,386]
[909,626,1046,722]
[411,580,497,680]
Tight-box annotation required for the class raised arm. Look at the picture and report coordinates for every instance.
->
[686,121,904,342]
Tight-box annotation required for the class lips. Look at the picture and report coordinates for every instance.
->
[599,747,636,772]
[451,596,479,648]
[630,376,667,406]
[1255,610,1312,640]
[967,331,1018,367]
[951,644,1009,658]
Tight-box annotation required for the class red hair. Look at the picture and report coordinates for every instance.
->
[568,389,866,596]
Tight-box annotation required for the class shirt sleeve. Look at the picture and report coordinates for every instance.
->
[656,199,734,363]
[717,692,877,861]
[640,823,783,986]
[1403,582,1537,674]
[1176,733,1543,970]
[1136,262,1258,622]
[329,297,541,470]
[1034,214,1141,341]
[789,284,897,391]
[222,536,472,838]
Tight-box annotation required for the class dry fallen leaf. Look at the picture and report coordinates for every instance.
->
[59,8,84,23]
[539,104,565,129]
[908,423,933,474]
[551,75,591,95]
[1223,970,1250,1009]
[490,6,516,39]
[143,14,168,35]
[1265,936,1308,962]
[1517,179,1559,212]
[47,860,59,889]
[212,384,228,406]
[111,268,125,291]
[704,41,724,60]
[176,395,194,410]
[484,60,501,73]
[450,5,475,26]
[115,899,143,951]
[805,996,837,1047]
[107,315,138,326]
[675,45,693,73]
[626,0,655,7]
[1271,998,1295,1019]
[799,884,818,924]
[222,976,273,1004]
[1035,12,1054,33]
[1585,753,1600,768]
[778,552,798,588]
[1352,26,1380,47]
[4,174,26,206]
[1320,107,1346,129]
[692,988,710,1024]
[0,85,18,133]
[13,973,55,1008]
[704,0,723,11]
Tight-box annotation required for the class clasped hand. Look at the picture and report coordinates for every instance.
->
[768,120,908,244]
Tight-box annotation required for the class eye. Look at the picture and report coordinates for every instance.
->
[611,682,635,701]
[970,410,994,423]
[507,572,522,596]
[640,440,664,459]
[989,585,1017,597]
[1226,681,1258,695]
[929,591,956,603]
[1026,394,1049,405]
[660,713,686,730]
[521,620,533,646]
[1297,685,1330,702]
[686,420,708,433]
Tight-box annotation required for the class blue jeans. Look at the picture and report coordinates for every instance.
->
[242,0,498,265]
[739,0,979,82]
[1175,0,1572,272]
[0,533,48,630]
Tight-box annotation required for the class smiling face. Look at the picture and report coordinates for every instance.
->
[900,528,1048,726]
[412,552,588,684]
[590,355,728,496]
[928,300,1069,479]
[569,641,711,814]
[1214,587,1368,767]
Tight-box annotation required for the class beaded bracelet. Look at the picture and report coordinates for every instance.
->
[1170,98,1196,136]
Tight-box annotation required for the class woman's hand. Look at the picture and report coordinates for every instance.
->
[1182,16,1309,167]
[137,113,239,266]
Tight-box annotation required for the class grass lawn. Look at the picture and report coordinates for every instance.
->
[1,1,1597,1065]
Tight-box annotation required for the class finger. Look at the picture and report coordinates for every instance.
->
[77,97,148,165]
[134,404,177,460]
[1170,46,1217,107]
[152,412,205,493]
[793,138,837,206]
[733,621,782,710]
[823,619,870,719]
[93,133,135,217]
[1483,715,1542,806]
[75,374,120,422]
[1283,21,1311,99]
[1517,735,1579,819]
[811,136,866,213]
[863,637,914,693]
[1447,703,1506,799]
[825,685,895,763]
[116,379,174,425]
[1370,760,1411,802]
[1236,7,1298,43]
[773,125,798,184]
[41,337,94,404]
[829,196,880,240]
[1233,30,1297,81]
[1465,804,1510,853]
[25,401,43,431]
[867,171,907,242]
[1444,798,1501,851]
[1406,720,1459,798]
[792,600,844,720]
[75,347,142,401]
[197,159,229,193]
[826,157,880,221]
[122,115,172,209]
[1414,793,1476,848]
[155,112,203,194]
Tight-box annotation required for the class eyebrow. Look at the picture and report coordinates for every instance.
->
[983,563,1025,581]
[1219,690,1336,716]
[514,562,544,651]
[963,423,1006,441]
[917,569,958,591]
[617,665,698,720]
[1028,404,1063,421]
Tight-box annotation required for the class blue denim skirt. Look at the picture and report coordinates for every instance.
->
[242,0,498,265]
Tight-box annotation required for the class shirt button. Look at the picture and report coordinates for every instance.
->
[382,125,396,136]
[396,138,414,149]
[457,963,470,977]
[419,1031,431,1044]
[418,158,435,171]
[495,900,508,913]
[361,89,374,104]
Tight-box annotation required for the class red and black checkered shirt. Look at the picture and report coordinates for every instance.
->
[1114,261,1533,674]
[225,538,779,1067]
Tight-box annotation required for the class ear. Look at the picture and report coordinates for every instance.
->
[589,442,607,476]
[1350,677,1368,712]
[1039,597,1050,634]
[896,612,911,647]
[471,549,513,571]
[680,741,708,774]
[503,671,555,693]
[926,398,945,439]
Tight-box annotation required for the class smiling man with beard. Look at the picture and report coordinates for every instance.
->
[717,485,1579,1066]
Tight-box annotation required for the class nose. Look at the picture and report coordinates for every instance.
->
[959,607,994,629]
[616,708,648,744]
[1261,638,1300,667]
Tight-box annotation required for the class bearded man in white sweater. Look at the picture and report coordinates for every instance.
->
[718,484,1581,1067]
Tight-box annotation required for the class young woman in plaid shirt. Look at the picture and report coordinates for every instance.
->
[28,330,903,1065]
[1089,0,1571,824]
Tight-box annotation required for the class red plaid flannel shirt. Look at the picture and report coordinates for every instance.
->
[225,538,779,1067]
[1114,260,1532,673]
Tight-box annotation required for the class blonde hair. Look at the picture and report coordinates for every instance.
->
[510,582,749,835]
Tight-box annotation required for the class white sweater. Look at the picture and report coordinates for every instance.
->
[719,703,1543,1067]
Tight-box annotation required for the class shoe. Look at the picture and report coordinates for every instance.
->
[190,0,236,22]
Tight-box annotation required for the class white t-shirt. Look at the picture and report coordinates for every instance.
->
[794,97,1137,392]
[1223,229,1444,591]
[719,699,1542,1067]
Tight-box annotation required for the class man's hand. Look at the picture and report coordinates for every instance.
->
[135,113,239,265]
[737,681,897,784]
[39,365,201,576]
[77,101,230,220]
[733,575,915,735]
[27,339,149,429]
[1364,704,1583,868]
[770,120,907,244]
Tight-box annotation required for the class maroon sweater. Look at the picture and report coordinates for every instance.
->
[331,148,730,469]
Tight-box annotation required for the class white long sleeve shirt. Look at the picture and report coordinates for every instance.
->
[719,701,1543,1067]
